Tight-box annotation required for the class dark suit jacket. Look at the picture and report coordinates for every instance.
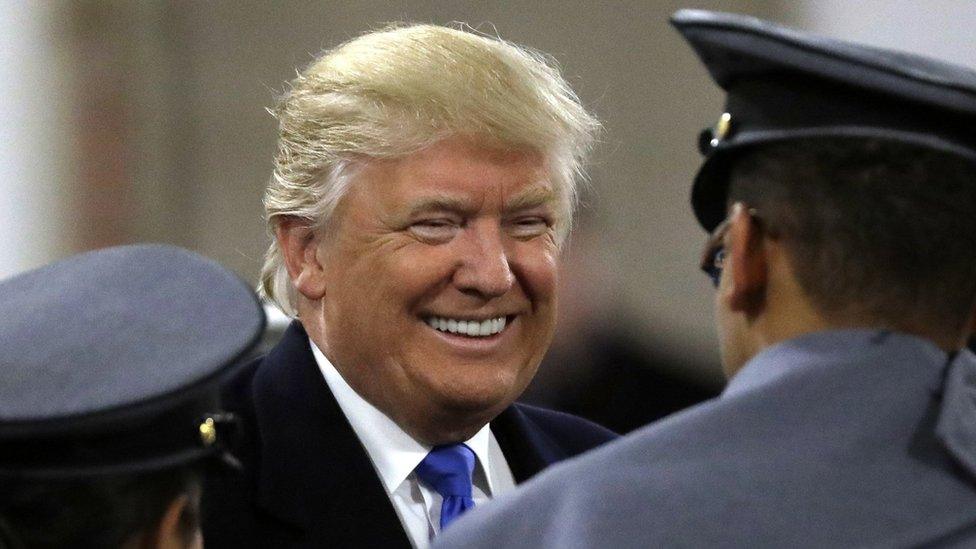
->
[202,322,617,548]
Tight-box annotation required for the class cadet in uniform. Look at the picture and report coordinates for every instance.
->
[0,245,264,548]
[436,10,976,548]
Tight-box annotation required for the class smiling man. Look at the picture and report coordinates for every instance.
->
[201,24,615,549]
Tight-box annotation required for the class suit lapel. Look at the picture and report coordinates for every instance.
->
[490,404,564,483]
[251,322,411,547]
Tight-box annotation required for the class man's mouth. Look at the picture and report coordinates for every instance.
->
[424,315,508,337]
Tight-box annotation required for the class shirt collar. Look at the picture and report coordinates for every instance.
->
[309,338,496,495]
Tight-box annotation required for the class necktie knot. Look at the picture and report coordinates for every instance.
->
[415,443,477,530]
[416,443,476,497]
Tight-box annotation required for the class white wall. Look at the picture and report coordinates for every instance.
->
[0,2,73,278]
[794,0,976,68]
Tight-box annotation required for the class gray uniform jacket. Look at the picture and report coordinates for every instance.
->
[436,330,976,548]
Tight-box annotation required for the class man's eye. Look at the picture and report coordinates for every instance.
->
[509,217,551,238]
[408,219,459,242]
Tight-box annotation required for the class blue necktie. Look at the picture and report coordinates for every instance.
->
[415,443,476,531]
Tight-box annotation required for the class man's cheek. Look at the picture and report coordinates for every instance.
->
[519,262,559,301]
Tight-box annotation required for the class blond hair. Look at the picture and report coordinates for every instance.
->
[260,23,599,316]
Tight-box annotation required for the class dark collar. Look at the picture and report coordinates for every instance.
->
[251,321,411,547]
[491,405,562,483]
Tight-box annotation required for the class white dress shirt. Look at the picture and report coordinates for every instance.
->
[310,340,517,548]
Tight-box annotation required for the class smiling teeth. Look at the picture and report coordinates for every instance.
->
[426,316,507,337]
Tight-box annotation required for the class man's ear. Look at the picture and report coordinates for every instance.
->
[725,203,768,316]
[149,494,200,549]
[276,216,328,301]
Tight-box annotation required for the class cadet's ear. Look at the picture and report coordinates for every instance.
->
[148,493,201,549]
[724,203,768,316]
[276,216,328,301]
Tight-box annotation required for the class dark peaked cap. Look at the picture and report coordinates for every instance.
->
[0,244,265,478]
[672,9,976,232]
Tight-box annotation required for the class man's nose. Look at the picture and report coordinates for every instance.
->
[452,223,515,299]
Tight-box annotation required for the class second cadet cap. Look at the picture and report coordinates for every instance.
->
[671,9,976,232]
[0,244,265,478]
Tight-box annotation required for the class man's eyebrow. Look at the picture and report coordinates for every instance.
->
[406,195,473,216]
[505,186,557,211]
[404,187,556,216]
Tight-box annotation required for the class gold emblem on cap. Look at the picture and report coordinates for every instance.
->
[199,417,217,447]
[711,112,732,148]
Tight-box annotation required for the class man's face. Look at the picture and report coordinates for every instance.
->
[314,137,559,443]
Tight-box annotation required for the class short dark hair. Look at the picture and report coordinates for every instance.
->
[0,465,201,548]
[728,137,976,335]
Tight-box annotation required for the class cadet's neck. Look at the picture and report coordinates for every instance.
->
[754,264,970,361]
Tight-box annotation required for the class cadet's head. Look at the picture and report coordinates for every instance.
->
[263,24,598,444]
[674,10,976,376]
[0,245,265,548]
[712,139,976,374]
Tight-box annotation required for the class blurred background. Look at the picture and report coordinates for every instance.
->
[4,0,975,432]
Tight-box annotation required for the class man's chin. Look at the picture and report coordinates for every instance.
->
[443,391,513,415]
[408,389,515,443]
[400,358,538,440]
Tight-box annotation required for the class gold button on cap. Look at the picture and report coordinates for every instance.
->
[199,417,217,447]
[710,112,732,148]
